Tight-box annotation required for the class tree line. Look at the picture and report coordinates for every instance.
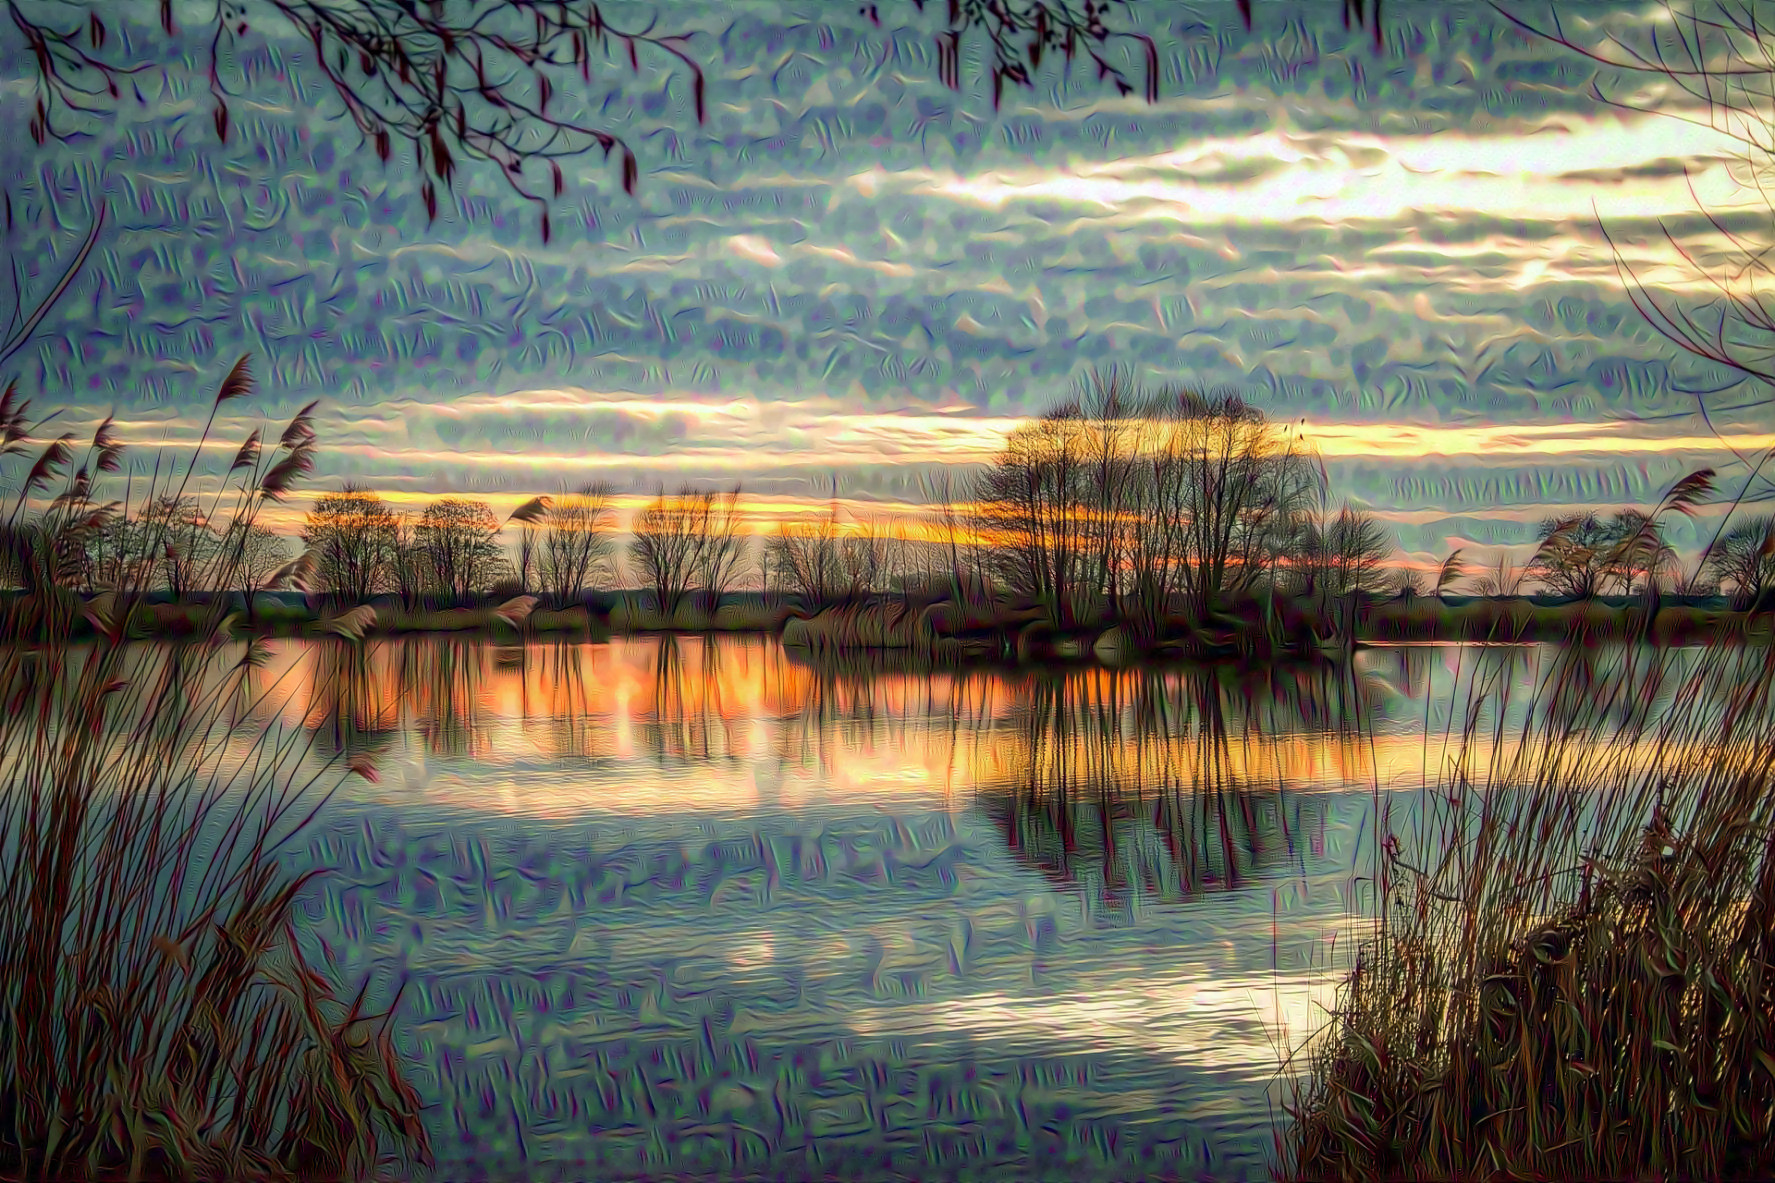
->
[20,370,1757,623]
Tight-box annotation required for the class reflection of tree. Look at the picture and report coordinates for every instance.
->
[527,639,599,760]
[407,638,489,758]
[638,635,745,764]
[977,665,1346,909]
[1369,643,1435,704]
[303,640,398,765]
[773,652,885,775]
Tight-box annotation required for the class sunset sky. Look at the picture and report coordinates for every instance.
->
[0,1,1761,567]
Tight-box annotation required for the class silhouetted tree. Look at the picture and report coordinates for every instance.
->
[975,374,1318,634]
[694,487,748,615]
[1706,514,1775,609]
[763,491,884,610]
[220,519,289,621]
[415,497,503,599]
[539,485,616,603]
[386,512,426,609]
[630,487,705,620]
[301,485,396,604]
[1527,513,1626,600]
[1305,505,1395,598]
[138,496,216,600]
[1603,509,1675,595]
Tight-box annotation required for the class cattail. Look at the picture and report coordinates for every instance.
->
[507,495,551,525]
[92,415,122,472]
[229,428,262,473]
[213,354,253,406]
[322,604,377,642]
[19,435,74,497]
[279,401,318,449]
[258,448,314,502]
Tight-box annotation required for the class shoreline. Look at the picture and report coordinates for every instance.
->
[12,593,1767,656]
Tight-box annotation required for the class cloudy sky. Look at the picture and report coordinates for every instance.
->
[0,0,1763,564]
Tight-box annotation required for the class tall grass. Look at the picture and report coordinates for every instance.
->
[1282,619,1775,1180]
[0,361,429,1181]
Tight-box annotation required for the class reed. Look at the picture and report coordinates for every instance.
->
[1281,613,1775,1180]
[0,362,429,1181]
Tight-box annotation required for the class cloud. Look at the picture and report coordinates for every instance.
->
[2,0,1760,557]
[724,234,783,267]
[882,114,1749,226]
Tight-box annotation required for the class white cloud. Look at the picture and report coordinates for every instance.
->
[725,234,783,267]
[860,114,1750,227]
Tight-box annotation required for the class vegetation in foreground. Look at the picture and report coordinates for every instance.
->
[0,365,428,1180]
[1280,620,1775,1180]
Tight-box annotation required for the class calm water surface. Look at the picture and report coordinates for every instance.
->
[243,636,1599,1181]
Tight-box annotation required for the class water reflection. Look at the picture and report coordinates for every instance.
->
[37,633,1754,1180]
[248,640,1419,914]
[969,663,1381,912]
[101,634,1747,1182]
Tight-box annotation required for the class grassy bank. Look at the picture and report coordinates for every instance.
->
[1362,596,1766,645]
[20,591,1766,657]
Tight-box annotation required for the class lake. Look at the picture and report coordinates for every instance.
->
[232,635,1643,1181]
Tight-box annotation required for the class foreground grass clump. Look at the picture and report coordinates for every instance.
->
[0,364,428,1180]
[1283,632,1775,1181]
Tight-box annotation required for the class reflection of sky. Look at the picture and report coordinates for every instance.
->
[206,632,1725,1178]
[2,3,1761,567]
[253,635,1497,815]
[258,635,1719,816]
[289,740,1367,1181]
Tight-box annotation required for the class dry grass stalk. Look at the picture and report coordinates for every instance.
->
[0,359,428,1181]
[1282,610,1775,1181]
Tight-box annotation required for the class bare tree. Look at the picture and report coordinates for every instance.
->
[973,407,1094,627]
[1499,5,1775,404]
[1313,505,1396,598]
[1527,513,1625,600]
[138,496,216,600]
[763,491,883,611]
[920,467,991,609]
[539,484,616,603]
[975,374,1319,638]
[301,485,396,604]
[1529,470,1716,600]
[1078,367,1138,612]
[87,503,153,592]
[415,497,503,599]
[1168,392,1318,624]
[387,512,426,609]
[630,487,705,620]
[219,519,289,621]
[1603,509,1675,595]
[1503,0,1775,565]
[694,486,748,615]
[1390,567,1426,601]
[1705,513,1775,607]
[1306,503,1396,639]
[764,511,842,610]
